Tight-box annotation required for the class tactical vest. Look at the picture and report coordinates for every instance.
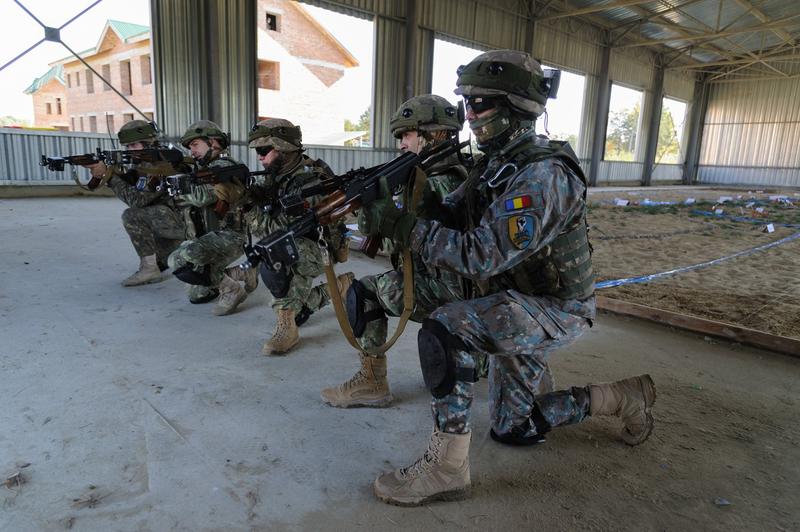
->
[470,137,594,301]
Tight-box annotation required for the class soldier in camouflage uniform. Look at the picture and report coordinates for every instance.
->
[167,120,256,315]
[84,120,188,287]
[359,50,656,506]
[246,118,353,355]
[321,95,470,408]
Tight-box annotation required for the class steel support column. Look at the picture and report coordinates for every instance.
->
[524,0,536,53]
[641,60,664,186]
[404,0,418,101]
[588,43,611,187]
[682,74,710,185]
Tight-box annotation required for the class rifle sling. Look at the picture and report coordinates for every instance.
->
[324,166,427,357]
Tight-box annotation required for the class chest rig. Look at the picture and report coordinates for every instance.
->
[466,133,594,301]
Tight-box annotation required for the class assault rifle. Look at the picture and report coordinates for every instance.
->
[41,147,189,190]
[160,164,271,197]
[39,148,104,172]
[243,138,469,273]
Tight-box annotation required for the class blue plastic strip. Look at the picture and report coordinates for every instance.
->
[596,231,800,289]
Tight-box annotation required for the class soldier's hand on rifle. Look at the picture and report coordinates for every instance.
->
[358,177,417,247]
[85,161,108,179]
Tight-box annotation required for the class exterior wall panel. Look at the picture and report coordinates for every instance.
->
[0,129,116,182]
[0,128,391,182]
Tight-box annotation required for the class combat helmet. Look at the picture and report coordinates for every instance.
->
[117,120,158,146]
[390,95,463,139]
[455,49,550,119]
[248,118,302,152]
[180,120,230,149]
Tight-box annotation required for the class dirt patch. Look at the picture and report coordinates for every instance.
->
[588,188,800,339]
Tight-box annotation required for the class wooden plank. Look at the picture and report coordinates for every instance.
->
[596,296,800,358]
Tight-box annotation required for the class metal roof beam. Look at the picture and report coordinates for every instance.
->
[732,0,796,47]
[617,13,800,48]
[540,0,656,21]
[667,51,800,69]
[709,73,800,83]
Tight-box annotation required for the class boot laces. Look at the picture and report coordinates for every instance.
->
[341,367,368,390]
[399,434,443,479]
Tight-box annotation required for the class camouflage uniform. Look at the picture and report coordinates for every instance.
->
[109,172,186,265]
[167,156,246,290]
[248,153,339,314]
[413,132,596,437]
[371,51,655,507]
[248,118,351,354]
[357,156,468,353]
[321,95,469,407]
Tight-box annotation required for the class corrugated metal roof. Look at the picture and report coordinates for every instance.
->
[23,65,64,94]
[553,0,800,66]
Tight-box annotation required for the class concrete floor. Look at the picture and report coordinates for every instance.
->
[1,198,798,531]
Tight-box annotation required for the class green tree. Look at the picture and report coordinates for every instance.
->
[344,106,370,132]
[605,102,640,161]
[655,109,680,164]
[344,106,370,146]
[0,115,30,127]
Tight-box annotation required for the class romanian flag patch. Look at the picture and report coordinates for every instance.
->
[504,195,532,212]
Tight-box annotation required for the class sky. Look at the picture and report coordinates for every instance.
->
[0,0,151,122]
[301,4,373,123]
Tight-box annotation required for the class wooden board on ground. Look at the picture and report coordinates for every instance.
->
[597,295,800,358]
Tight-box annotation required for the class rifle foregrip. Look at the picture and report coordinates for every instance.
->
[360,236,382,259]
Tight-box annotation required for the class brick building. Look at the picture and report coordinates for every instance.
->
[257,0,360,145]
[23,65,68,130]
[26,20,154,134]
[60,20,155,134]
[26,3,360,144]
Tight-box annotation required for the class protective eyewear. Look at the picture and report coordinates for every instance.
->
[255,146,273,157]
[464,96,498,114]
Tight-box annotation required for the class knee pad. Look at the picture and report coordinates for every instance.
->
[260,264,293,298]
[345,280,385,338]
[418,319,477,399]
[172,263,212,286]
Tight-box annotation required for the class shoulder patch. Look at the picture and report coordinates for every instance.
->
[508,215,535,249]
[504,195,532,212]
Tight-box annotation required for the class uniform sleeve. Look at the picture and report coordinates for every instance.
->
[411,159,585,281]
[178,183,216,207]
[108,173,164,208]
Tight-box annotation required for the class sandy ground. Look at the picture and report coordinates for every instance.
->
[1,197,799,531]
[588,188,800,339]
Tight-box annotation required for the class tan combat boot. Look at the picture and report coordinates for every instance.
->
[262,308,299,355]
[373,429,471,506]
[226,265,258,293]
[122,254,163,286]
[320,354,393,407]
[213,274,247,316]
[589,374,656,445]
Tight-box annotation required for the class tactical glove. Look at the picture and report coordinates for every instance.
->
[358,177,416,247]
